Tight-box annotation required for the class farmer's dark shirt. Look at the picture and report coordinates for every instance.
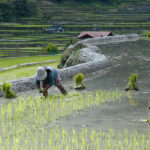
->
[36,66,58,87]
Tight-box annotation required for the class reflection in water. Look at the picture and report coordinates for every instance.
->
[126,91,138,106]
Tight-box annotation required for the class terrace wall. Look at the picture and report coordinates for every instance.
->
[0,34,139,97]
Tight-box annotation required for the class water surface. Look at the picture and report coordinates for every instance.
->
[56,38,150,134]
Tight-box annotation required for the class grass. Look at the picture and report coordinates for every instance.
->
[0,90,149,149]
[0,55,60,68]
[0,61,59,83]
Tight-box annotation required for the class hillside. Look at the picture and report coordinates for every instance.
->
[0,0,150,57]
[1,0,150,23]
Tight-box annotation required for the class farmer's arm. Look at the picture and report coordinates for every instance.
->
[42,84,51,97]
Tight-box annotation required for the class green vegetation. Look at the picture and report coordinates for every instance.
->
[0,89,149,149]
[0,90,122,147]
[1,83,17,98]
[144,32,150,37]
[57,48,72,69]
[0,0,38,22]
[58,42,85,68]
[125,74,139,91]
[0,55,60,68]
[44,43,59,54]
[74,73,85,89]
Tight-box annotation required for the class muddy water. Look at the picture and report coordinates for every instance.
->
[55,38,150,135]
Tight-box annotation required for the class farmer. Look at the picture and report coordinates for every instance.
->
[35,66,67,98]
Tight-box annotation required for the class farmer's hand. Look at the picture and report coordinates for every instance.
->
[42,88,48,98]
[39,89,43,93]
[42,88,47,93]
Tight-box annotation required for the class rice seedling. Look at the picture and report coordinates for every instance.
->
[0,89,149,149]
[73,73,85,89]
[1,83,17,98]
[125,74,139,91]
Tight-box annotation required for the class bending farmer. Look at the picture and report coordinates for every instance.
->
[35,66,67,98]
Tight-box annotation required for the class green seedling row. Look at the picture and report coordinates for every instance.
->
[0,89,149,149]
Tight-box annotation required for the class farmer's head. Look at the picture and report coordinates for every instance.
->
[36,66,47,81]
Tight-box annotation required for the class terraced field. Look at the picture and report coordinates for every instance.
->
[1,1,150,57]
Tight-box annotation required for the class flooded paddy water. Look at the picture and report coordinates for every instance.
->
[55,38,150,135]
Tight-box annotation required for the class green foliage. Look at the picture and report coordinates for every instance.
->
[74,73,85,88]
[13,0,38,17]
[13,0,28,17]
[44,43,59,54]
[58,42,84,68]
[0,2,15,22]
[41,12,52,24]
[1,83,17,98]
[125,74,139,91]
[0,0,38,22]
[57,48,72,68]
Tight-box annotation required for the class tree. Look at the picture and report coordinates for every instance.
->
[13,0,29,17]
[0,2,15,22]
[13,0,38,17]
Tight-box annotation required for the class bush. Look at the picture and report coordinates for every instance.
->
[1,83,17,98]
[58,42,85,68]
[44,43,59,54]
[57,47,72,68]
[74,73,85,88]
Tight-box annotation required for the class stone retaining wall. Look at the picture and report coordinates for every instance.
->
[0,34,139,97]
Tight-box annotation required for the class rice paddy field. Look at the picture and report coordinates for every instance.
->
[0,1,150,149]
[0,88,149,150]
[0,38,150,149]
